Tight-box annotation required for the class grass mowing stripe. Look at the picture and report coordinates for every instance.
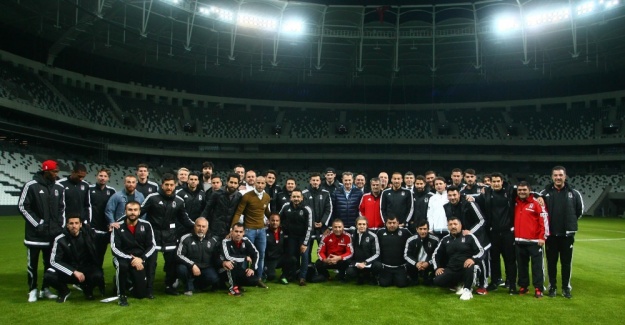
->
[0,216,624,324]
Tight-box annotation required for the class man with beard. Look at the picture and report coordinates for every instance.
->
[433,217,485,301]
[200,173,242,240]
[141,173,195,295]
[444,186,489,295]
[302,172,333,259]
[176,217,220,296]
[404,220,439,286]
[460,169,484,199]
[89,168,116,269]
[58,163,91,224]
[408,175,433,234]
[424,170,437,193]
[376,216,411,288]
[201,161,214,192]
[111,201,156,306]
[279,189,313,286]
[106,175,145,224]
[135,164,158,198]
[380,172,414,227]
[359,177,384,230]
[19,160,65,302]
[45,215,106,302]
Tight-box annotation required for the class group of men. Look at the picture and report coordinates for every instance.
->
[19,160,583,306]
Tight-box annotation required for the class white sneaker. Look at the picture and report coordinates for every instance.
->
[40,287,58,299]
[459,288,473,301]
[28,289,38,302]
[455,285,464,295]
[172,279,179,289]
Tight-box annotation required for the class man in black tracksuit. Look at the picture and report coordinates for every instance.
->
[200,173,243,240]
[404,219,440,286]
[302,172,333,253]
[433,217,485,300]
[111,201,156,305]
[177,172,206,221]
[220,223,260,296]
[58,163,92,224]
[473,172,517,291]
[280,189,313,282]
[45,216,105,302]
[141,173,195,295]
[176,217,220,294]
[346,216,381,284]
[18,160,65,302]
[539,166,584,299]
[376,216,412,287]
[407,175,432,234]
[273,178,296,213]
[444,186,489,294]
[89,168,116,269]
[135,163,159,198]
[264,214,294,283]
[380,172,414,226]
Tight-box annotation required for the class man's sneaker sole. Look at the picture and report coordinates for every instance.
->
[28,289,38,302]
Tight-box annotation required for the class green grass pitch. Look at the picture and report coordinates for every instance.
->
[0,216,624,324]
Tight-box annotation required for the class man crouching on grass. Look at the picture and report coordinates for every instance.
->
[432,217,485,301]
[220,223,259,296]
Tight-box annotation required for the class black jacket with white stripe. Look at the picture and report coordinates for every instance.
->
[50,224,102,276]
[111,217,156,262]
[220,237,259,270]
[19,172,66,247]
[176,232,220,269]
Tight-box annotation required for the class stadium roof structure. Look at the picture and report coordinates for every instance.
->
[2,0,625,91]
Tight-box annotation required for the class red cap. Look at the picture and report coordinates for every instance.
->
[42,160,58,171]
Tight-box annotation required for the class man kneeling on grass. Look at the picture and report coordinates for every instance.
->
[220,223,259,296]
[313,219,353,283]
[45,215,107,303]
[176,217,220,296]
[432,217,485,301]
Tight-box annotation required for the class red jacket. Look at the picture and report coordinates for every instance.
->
[514,196,550,243]
[359,193,383,229]
[318,232,353,261]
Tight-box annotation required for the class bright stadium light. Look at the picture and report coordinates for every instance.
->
[495,15,520,33]
[525,7,570,28]
[238,13,278,31]
[576,2,596,16]
[281,19,305,34]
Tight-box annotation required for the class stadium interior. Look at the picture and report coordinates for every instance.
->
[1,0,625,217]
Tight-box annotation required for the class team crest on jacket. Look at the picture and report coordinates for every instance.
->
[461,237,465,243]
[299,210,303,216]
[319,195,322,200]
[428,242,432,248]
[140,225,145,232]
[92,190,96,194]
[242,242,246,248]
[424,198,429,203]
[568,192,573,199]
[401,192,405,196]
[107,190,110,195]
[398,230,403,236]
[81,185,85,190]
[207,242,211,248]
[149,188,153,192]
[172,201,177,208]
[529,203,534,209]
[365,237,370,243]
[191,242,196,245]
[184,195,188,198]
[54,189,59,196]
[199,196,203,201]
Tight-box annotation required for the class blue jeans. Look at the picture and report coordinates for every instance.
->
[245,228,267,279]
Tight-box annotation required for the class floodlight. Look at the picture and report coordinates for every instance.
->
[238,13,278,31]
[282,19,305,34]
[495,16,520,33]
[525,8,570,28]
[577,2,596,16]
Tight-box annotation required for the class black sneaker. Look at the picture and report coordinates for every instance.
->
[56,291,71,303]
[562,288,572,299]
[518,287,529,295]
[548,287,557,298]
[509,286,518,295]
[165,287,179,296]
[118,295,129,307]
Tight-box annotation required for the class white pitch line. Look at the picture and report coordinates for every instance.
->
[577,238,625,242]
[591,229,625,234]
